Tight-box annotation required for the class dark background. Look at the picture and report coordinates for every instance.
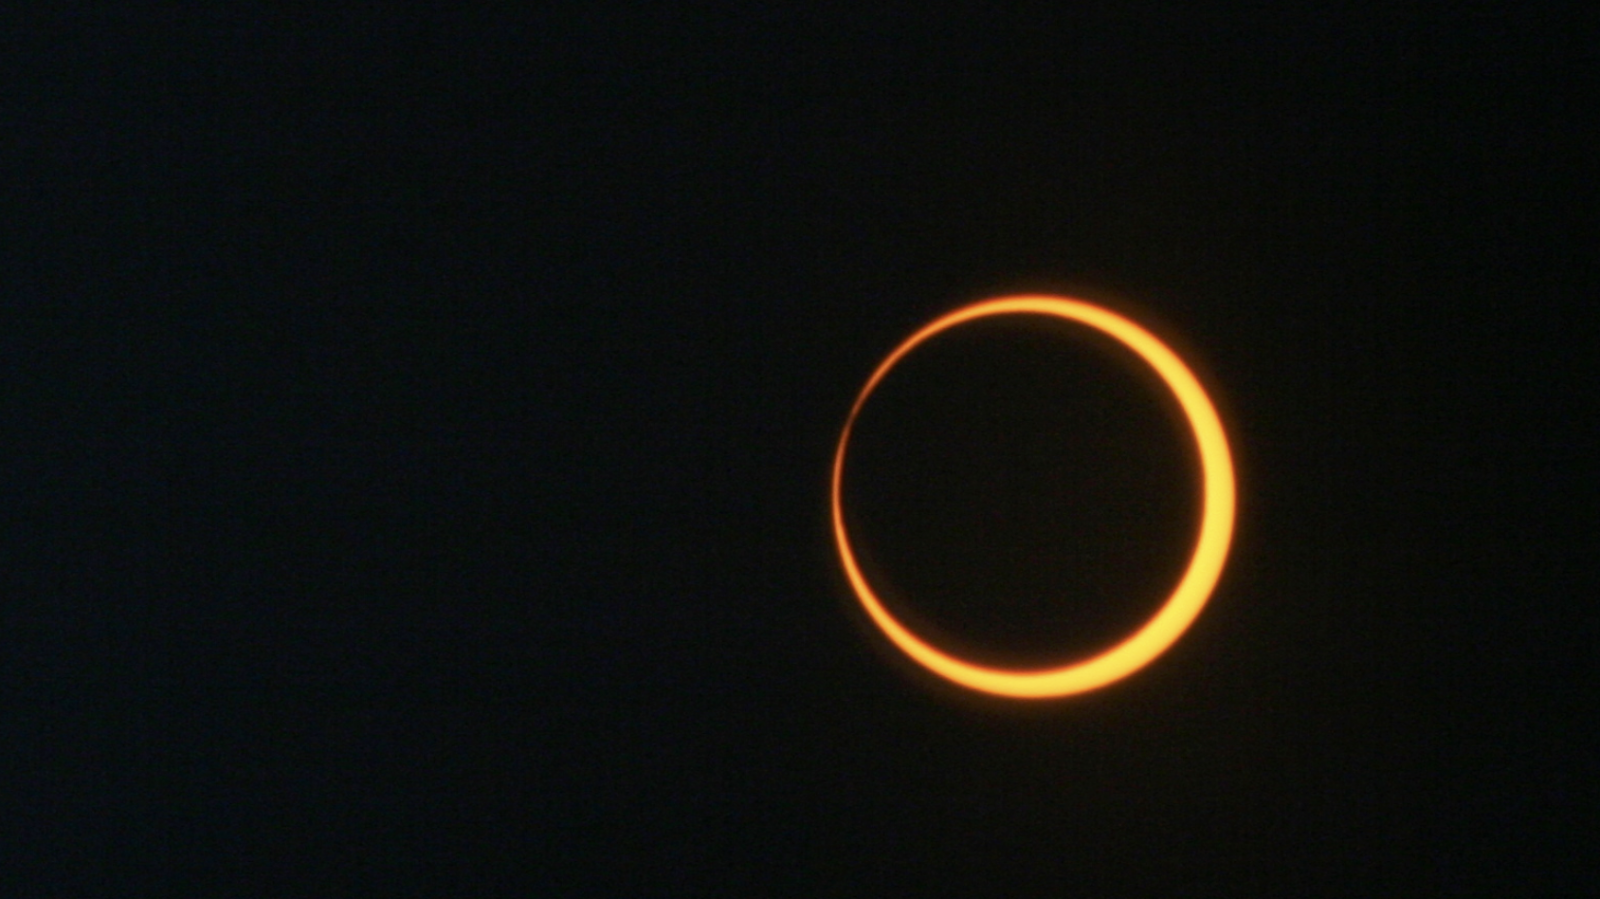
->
[6,5,1595,894]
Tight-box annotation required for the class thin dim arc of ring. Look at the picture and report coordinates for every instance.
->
[830,295,1236,699]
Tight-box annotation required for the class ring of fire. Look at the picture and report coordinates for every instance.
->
[831,295,1236,698]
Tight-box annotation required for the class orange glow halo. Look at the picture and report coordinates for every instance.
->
[831,295,1236,698]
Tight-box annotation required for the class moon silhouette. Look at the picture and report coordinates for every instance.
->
[831,295,1236,698]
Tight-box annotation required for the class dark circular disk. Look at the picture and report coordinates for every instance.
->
[839,313,1201,668]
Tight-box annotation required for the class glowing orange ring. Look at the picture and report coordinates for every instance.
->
[832,295,1236,698]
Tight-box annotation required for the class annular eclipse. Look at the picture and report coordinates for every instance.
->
[831,295,1236,698]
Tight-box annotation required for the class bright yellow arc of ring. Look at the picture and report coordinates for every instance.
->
[831,295,1236,698]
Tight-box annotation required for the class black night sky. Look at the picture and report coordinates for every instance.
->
[7,6,1595,894]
